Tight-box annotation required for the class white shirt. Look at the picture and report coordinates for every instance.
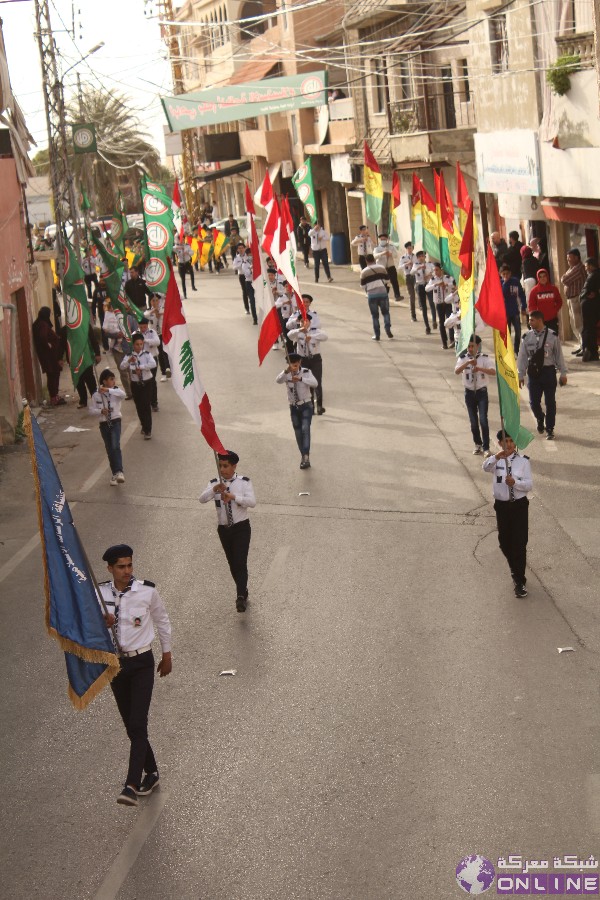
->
[88,386,126,421]
[102,310,127,351]
[483,452,533,502]
[275,293,297,319]
[175,243,192,264]
[373,242,399,268]
[276,367,318,405]
[287,325,328,357]
[308,227,330,251]
[287,309,321,330]
[399,251,416,276]
[351,233,374,256]
[120,350,157,382]
[425,275,448,303]
[199,473,256,526]
[454,352,495,390]
[410,260,433,285]
[98,578,172,654]
[141,328,160,358]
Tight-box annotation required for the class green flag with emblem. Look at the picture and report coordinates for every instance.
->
[61,240,95,387]
[140,176,175,295]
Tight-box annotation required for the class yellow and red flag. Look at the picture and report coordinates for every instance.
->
[364,142,383,225]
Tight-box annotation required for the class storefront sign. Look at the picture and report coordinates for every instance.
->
[475,130,541,196]
[162,72,328,132]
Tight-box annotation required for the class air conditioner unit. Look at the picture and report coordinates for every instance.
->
[281,160,294,178]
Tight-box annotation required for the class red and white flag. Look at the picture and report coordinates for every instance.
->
[255,169,275,213]
[162,262,226,453]
[171,180,186,241]
[246,185,281,365]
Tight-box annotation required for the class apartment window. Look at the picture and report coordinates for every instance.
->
[458,58,470,102]
[489,13,509,74]
[399,59,412,100]
[372,59,386,114]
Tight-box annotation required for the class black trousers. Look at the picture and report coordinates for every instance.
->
[84,273,98,299]
[158,337,169,375]
[313,249,331,281]
[217,519,251,597]
[494,497,529,584]
[131,380,153,434]
[405,273,417,318]
[358,254,368,270]
[303,354,323,407]
[178,261,195,296]
[436,302,454,347]
[150,364,158,407]
[111,650,157,789]
[387,266,401,300]
[582,297,600,354]
[300,242,310,265]
[238,274,250,312]
[417,284,431,331]
[76,366,98,404]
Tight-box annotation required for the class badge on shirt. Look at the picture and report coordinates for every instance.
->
[133,616,142,627]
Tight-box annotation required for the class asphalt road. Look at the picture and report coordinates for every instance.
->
[1,263,599,900]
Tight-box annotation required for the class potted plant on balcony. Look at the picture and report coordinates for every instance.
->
[546,54,581,96]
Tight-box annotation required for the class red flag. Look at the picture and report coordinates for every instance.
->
[261,195,280,257]
[419,181,436,213]
[246,191,261,282]
[475,245,508,343]
[458,200,474,280]
[364,141,380,175]
[258,307,282,366]
[411,172,421,207]
[259,170,274,210]
[245,183,255,217]
[391,171,401,209]
[439,170,454,233]
[456,162,470,214]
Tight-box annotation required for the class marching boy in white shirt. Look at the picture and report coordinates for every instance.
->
[89,368,127,486]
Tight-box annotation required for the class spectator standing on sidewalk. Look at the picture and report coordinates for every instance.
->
[32,306,65,406]
[528,269,563,335]
[296,216,312,269]
[560,248,587,356]
[308,222,333,283]
[580,257,600,363]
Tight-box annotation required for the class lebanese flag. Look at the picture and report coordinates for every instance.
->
[246,185,280,364]
[255,169,275,213]
[171,179,186,241]
[162,262,226,452]
[261,194,280,258]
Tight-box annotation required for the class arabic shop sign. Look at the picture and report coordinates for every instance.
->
[161,72,328,132]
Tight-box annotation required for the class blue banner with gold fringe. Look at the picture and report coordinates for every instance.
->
[24,407,120,709]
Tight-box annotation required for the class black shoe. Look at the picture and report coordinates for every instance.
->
[386,330,394,339]
[546,430,555,440]
[432,321,437,328]
[236,595,247,612]
[117,786,138,807]
[137,772,160,796]
[536,419,545,434]
[514,584,528,598]
[425,327,431,335]
[327,277,334,283]
[571,347,583,355]
[317,406,325,415]
[411,317,418,322]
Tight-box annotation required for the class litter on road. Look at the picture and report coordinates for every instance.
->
[558,647,576,653]
[219,669,237,676]
[63,426,90,433]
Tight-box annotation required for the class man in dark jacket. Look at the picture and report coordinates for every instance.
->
[505,231,524,278]
[500,264,526,353]
[125,266,152,312]
[296,216,312,268]
[580,257,600,362]
[32,307,65,405]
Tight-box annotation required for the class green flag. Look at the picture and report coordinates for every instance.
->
[90,236,126,306]
[62,240,95,387]
[78,183,91,212]
[292,159,317,224]
[141,179,175,295]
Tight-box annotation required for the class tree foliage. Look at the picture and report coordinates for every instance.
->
[67,88,165,214]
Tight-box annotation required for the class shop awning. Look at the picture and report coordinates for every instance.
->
[541,200,600,227]
[228,57,278,85]
[195,161,251,182]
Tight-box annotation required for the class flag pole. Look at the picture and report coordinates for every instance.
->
[78,535,122,652]
[494,340,514,503]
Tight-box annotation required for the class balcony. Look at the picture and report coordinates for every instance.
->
[238,129,291,163]
[388,91,476,163]
[555,31,595,68]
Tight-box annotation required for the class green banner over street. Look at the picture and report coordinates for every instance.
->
[161,72,328,132]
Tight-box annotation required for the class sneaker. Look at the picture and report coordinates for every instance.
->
[536,419,545,434]
[245,310,251,315]
[236,595,247,613]
[317,406,326,415]
[166,368,171,378]
[386,330,394,339]
[136,772,159,796]
[143,432,152,440]
[571,347,583,355]
[483,450,492,458]
[110,475,118,486]
[514,584,528,598]
[546,430,555,440]
[160,375,167,382]
[371,335,380,341]
[117,786,138,807]
[116,472,125,483]
[472,446,483,455]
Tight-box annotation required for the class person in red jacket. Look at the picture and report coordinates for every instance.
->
[528,269,563,334]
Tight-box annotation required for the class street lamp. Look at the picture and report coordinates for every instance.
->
[61,41,105,80]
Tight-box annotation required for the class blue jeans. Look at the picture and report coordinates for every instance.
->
[508,313,522,354]
[528,366,557,431]
[289,402,313,455]
[100,418,123,474]
[368,294,391,337]
[464,388,489,450]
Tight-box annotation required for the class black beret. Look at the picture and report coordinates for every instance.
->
[102,544,133,564]
[288,353,301,363]
[218,450,239,464]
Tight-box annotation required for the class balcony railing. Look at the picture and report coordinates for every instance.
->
[390,91,475,135]
[555,31,595,68]
[328,97,354,121]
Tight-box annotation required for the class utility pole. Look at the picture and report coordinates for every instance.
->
[153,0,199,220]
[34,0,81,268]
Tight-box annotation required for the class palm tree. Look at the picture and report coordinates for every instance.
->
[67,88,167,214]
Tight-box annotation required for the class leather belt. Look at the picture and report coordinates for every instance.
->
[121,644,152,658]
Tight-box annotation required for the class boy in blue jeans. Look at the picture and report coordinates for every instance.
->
[89,368,126,486]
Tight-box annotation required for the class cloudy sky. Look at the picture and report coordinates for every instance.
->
[2,0,175,158]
